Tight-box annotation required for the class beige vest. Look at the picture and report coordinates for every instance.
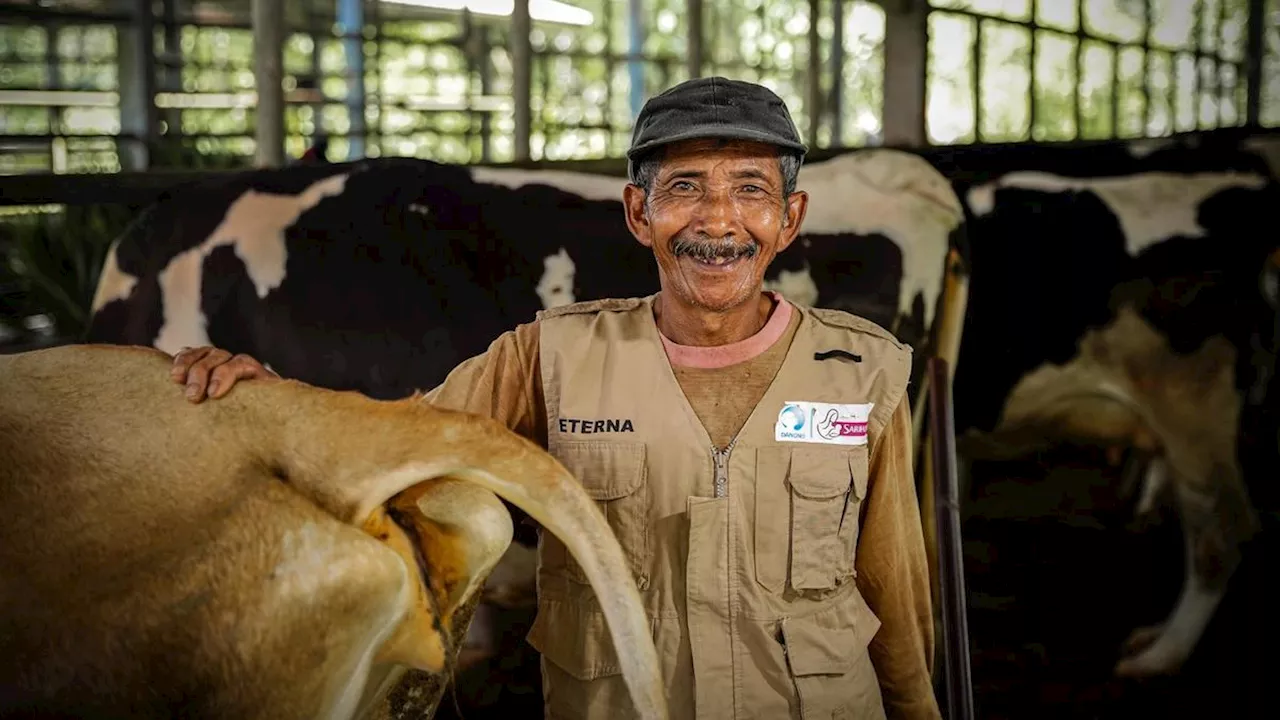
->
[528,295,912,720]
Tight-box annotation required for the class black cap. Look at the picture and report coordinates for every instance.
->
[627,76,808,180]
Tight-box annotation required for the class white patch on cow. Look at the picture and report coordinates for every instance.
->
[536,247,576,309]
[1126,138,1174,158]
[469,166,627,201]
[797,150,964,330]
[1119,577,1224,676]
[90,239,138,313]
[153,173,349,355]
[966,171,1270,255]
[408,203,429,216]
[1243,135,1280,180]
[763,265,819,307]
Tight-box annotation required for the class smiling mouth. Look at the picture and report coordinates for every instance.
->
[692,254,744,267]
[673,238,758,269]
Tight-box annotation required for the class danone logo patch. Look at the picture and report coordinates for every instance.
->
[775,401,874,446]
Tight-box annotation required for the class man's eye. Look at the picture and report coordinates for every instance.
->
[741,185,763,193]
[672,181,695,191]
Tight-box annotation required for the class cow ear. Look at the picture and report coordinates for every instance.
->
[623,184,652,248]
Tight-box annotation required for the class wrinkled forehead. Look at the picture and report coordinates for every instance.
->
[654,138,784,181]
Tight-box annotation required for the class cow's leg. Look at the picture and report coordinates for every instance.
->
[216,494,421,720]
[1115,528,1222,675]
[1135,454,1170,519]
[1115,474,1247,677]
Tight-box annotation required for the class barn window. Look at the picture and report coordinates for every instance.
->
[0,1,1274,170]
[925,0,1255,144]
[0,23,120,174]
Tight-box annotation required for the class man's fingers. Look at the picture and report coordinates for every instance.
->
[171,347,271,403]
[170,346,211,383]
[207,356,271,399]
[183,348,232,402]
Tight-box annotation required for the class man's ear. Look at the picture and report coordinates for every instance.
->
[776,190,809,254]
[623,184,653,248]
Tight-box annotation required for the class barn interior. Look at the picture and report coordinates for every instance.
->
[1,1,1278,718]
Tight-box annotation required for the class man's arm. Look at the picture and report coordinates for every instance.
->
[421,321,546,445]
[856,394,940,720]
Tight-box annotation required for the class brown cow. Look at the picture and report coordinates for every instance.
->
[0,344,665,720]
[959,306,1262,677]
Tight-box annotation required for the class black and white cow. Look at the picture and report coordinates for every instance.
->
[84,147,968,717]
[944,135,1280,684]
[87,149,966,400]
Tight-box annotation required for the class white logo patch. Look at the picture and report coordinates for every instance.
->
[775,401,874,446]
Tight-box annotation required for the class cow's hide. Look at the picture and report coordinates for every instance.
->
[0,343,665,720]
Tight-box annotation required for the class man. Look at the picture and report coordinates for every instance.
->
[170,77,939,720]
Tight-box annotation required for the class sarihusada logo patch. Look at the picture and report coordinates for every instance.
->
[775,401,874,445]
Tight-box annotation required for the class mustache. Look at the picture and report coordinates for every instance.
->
[670,234,759,262]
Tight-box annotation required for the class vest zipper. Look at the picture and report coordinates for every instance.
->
[712,438,737,498]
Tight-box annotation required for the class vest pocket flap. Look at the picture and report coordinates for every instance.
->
[850,449,868,500]
[781,615,857,677]
[552,440,647,500]
[526,598,626,681]
[786,449,854,500]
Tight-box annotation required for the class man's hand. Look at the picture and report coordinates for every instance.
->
[171,346,278,403]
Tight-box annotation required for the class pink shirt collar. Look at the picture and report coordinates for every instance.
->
[657,291,794,369]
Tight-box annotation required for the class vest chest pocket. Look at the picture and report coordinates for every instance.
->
[548,440,650,590]
[756,447,869,594]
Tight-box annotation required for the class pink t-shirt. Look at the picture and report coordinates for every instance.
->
[658,291,794,369]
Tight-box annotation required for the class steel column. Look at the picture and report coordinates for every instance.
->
[1245,0,1265,125]
[118,0,158,170]
[337,0,366,159]
[511,0,532,160]
[252,0,285,167]
[882,0,928,147]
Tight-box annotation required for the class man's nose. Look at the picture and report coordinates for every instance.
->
[691,189,740,238]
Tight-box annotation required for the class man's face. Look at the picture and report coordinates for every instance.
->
[623,139,809,313]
